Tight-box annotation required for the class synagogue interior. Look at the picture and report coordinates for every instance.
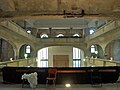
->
[0,0,120,89]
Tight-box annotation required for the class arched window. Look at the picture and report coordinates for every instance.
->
[37,47,48,67]
[90,29,95,34]
[40,34,48,38]
[73,34,80,37]
[91,45,95,53]
[26,45,30,53]
[27,30,31,34]
[56,34,64,37]
[91,45,98,54]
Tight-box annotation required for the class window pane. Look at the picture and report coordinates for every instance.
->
[73,60,81,67]
[90,29,94,34]
[56,34,64,37]
[38,47,48,67]
[40,61,48,67]
[39,48,48,59]
[26,45,30,53]
[27,30,31,34]
[73,47,81,67]
[91,48,95,53]
[91,45,95,48]
[73,47,80,59]
[41,34,48,38]
[73,34,80,37]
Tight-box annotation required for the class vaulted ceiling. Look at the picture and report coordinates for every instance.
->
[0,0,120,29]
[0,0,120,19]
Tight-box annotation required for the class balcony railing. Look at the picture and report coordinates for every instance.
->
[84,57,120,67]
[0,58,37,68]
[39,37,85,45]
[86,21,120,41]
[0,57,119,69]
[0,21,36,41]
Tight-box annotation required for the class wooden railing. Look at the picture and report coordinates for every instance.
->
[0,58,37,68]
[84,57,120,67]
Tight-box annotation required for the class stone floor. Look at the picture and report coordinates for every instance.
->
[0,83,119,90]
[0,74,120,90]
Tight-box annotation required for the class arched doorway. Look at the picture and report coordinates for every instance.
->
[0,38,14,61]
[105,39,120,61]
[37,46,84,67]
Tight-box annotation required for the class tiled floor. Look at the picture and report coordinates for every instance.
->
[0,83,119,90]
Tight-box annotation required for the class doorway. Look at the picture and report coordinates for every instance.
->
[53,55,69,67]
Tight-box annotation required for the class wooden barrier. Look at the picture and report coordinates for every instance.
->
[2,66,119,84]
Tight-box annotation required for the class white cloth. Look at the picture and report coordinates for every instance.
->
[21,72,38,88]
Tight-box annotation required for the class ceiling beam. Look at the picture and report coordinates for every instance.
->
[0,11,120,22]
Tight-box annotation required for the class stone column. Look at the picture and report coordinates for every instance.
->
[14,48,20,60]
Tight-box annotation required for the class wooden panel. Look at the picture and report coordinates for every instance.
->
[53,55,69,67]
[2,66,119,84]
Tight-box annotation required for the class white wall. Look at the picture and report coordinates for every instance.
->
[48,46,73,67]
[80,50,85,67]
